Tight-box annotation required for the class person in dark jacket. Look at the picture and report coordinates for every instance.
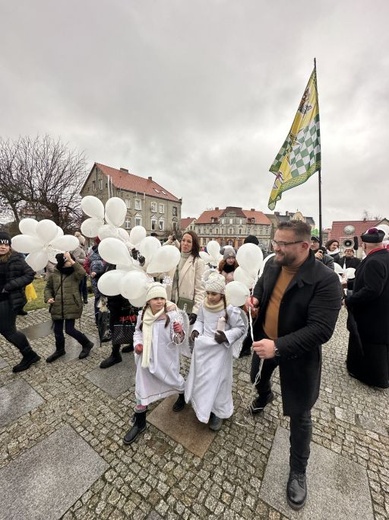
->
[247,221,342,511]
[0,231,41,372]
[310,236,334,270]
[44,252,94,362]
[345,228,389,388]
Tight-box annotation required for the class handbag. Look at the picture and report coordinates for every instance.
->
[112,316,136,344]
[177,297,194,314]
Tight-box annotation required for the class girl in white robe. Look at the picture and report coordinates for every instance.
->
[185,272,247,431]
[123,283,186,445]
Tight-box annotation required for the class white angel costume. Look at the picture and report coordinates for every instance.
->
[134,308,187,406]
[185,303,247,423]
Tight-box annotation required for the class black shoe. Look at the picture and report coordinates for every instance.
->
[83,298,88,304]
[12,351,41,373]
[172,393,186,412]
[239,349,251,358]
[249,392,274,414]
[79,341,94,359]
[208,412,223,431]
[287,470,307,510]
[123,423,146,445]
[46,350,65,363]
[17,309,28,316]
[99,353,122,368]
[121,344,134,353]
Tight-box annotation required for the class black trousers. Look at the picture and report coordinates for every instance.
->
[250,353,312,474]
[53,319,89,349]
[0,300,30,353]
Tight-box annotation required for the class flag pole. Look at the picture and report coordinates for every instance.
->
[315,58,323,243]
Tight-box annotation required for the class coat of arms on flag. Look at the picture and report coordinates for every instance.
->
[267,66,321,210]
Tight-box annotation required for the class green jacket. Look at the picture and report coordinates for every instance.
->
[44,263,86,320]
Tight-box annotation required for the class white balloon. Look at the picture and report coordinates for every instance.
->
[97,270,123,296]
[334,262,344,275]
[98,224,119,240]
[98,237,131,265]
[259,253,275,277]
[19,218,38,236]
[26,251,49,271]
[129,226,147,246]
[128,294,147,308]
[51,235,79,252]
[36,220,58,243]
[200,251,213,263]
[146,245,181,274]
[56,226,64,237]
[81,196,104,219]
[139,236,161,261]
[117,228,130,243]
[236,243,263,277]
[120,271,150,300]
[346,267,356,280]
[225,281,250,307]
[105,197,127,227]
[81,217,103,238]
[207,240,221,260]
[233,266,257,289]
[11,234,43,254]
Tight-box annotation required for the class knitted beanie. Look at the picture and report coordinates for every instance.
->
[145,282,167,301]
[0,231,12,245]
[223,248,236,260]
[204,272,226,294]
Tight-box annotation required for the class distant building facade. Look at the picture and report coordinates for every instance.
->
[191,206,272,250]
[80,163,182,239]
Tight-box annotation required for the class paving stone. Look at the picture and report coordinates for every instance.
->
[85,352,136,398]
[260,426,374,519]
[21,320,53,340]
[0,424,109,520]
[0,379,45,428]
[0,357,8,369]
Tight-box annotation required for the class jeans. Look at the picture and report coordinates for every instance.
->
[0,300,30,353]
[53,319,89,348]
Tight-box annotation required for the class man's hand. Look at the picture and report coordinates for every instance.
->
[214,330,227,344]
[252,339,276,359]
[246,295,259,309]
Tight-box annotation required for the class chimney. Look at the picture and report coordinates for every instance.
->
[120,167,128,172]
[215,207,219,210]
[148,176,152,181]
[251,208,255,212]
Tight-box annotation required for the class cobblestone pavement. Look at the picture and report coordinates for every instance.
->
[0,305,388,519]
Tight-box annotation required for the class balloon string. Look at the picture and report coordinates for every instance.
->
[249,305,263,385]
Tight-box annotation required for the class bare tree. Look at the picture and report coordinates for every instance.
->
[0,135,87,232]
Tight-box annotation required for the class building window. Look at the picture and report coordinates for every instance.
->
[158,220,164,231]
[135,216,142,226]
[151,202,157,212]
[135,199,142,210]
[173,222,177,231]
[229,228,234,235]
[159,203,165,213]
[172,206,178,216]
[125,219,131,229]
[125,198,131,208]
[151,219,157,230]
[92,180,96,192]
[229,218,233,224]
[215,228,218,234]
[99,179,103,190]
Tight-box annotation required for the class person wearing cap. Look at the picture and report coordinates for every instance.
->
[247,220,342,510]
[0,231,41,372]
[345,228,389,388]
[218,248,238,284]
[310,236,335,270]
[185,272,246,431]
[44,252,94,362]
[123,282,186,445]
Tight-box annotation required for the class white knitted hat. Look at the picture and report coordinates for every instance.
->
[204,272,226,294]
[145,282,167,301]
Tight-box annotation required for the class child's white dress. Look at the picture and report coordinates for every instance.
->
[185,304,247,423]
[134,310,186,405]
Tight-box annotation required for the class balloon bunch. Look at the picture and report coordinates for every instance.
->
[199,240,222,267]
[11,219,79,271]
[79,196,181,307]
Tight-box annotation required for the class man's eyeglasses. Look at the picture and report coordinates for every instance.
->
[271,240,303,248]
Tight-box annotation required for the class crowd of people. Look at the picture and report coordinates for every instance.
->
[1,222,388,511]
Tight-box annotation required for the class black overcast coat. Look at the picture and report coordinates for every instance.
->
[2,252,35,311]
[253,251,342,415]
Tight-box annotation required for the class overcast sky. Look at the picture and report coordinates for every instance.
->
[1,0,388,229]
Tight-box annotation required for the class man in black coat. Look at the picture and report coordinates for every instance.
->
[345,228,389,388]
[247,221,342,510]
[0,231,41,372]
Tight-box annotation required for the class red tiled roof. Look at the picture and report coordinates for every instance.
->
[94,163,181,202]
[180,217,196,229]
[196,209,224,224]
[196,207,272,225]
[242,210,272,225]
[329,219,389,244]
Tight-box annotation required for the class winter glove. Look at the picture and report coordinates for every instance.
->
[173,322,183,334]
[190,330,199,342]
[135,344,143,354]
[214,330,227,344]
[188,313,197,325]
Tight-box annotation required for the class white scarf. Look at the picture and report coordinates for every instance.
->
[141,306,166,368]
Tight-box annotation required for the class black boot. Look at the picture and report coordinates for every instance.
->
[123,411,146,445]
[172,393,186,412]
[12,348,41,373]
[100,344,122,368]
[79,340,94,359]
[121,343,134,353]
[46,339,65,363]
[286,470,307,510]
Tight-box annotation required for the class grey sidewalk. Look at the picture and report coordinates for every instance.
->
[0,305,388,519]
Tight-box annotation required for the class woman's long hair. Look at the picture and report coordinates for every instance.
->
[181,231,201,260]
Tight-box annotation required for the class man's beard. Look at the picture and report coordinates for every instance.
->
[274,251,296,267]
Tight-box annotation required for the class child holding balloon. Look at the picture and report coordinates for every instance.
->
[123,282,187,445]
[185,272,247,431]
